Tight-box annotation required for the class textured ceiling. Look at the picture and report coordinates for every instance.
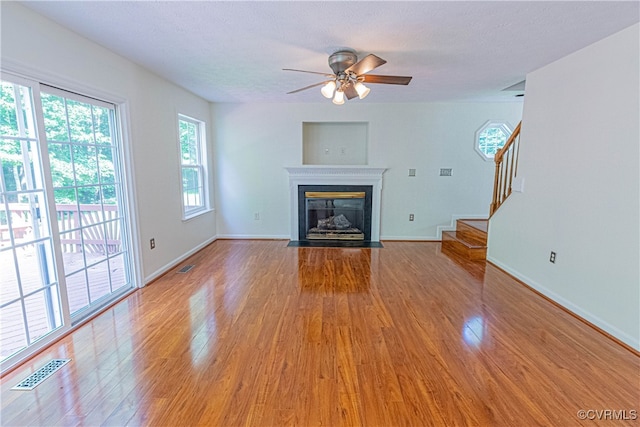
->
[19,1,640,104]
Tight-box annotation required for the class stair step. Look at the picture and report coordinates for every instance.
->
[456,219,488,246]
[441,231,487,261]
[442,230,486,248]
[457,219,488,233]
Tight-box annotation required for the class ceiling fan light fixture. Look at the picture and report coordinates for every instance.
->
[321,81,336,98]
[284,49,412,103]
[354,82,370,99]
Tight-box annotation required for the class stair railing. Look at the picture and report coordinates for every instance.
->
[490,121,522,217]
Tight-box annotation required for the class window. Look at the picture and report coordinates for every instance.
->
[474,121,513,161]
[178,115,208,219]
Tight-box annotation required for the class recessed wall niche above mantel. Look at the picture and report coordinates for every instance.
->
[302,122,368,165]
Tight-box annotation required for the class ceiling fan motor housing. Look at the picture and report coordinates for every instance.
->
[328,50,357,75]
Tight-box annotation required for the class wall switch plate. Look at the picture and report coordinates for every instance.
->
[408,169,416,177]
[409,214,414,221]
[150,238,155,249]
[440,168,453,176]
[550,251,556,263]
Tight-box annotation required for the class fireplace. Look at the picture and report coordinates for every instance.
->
[285,166,386,242]
[299,186,373,241]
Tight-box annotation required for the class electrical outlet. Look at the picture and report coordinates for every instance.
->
[150,238,155,249]
[408,169,416,177]
[440,168,453,176]
[254,212,260,220]
[549,251,556,263]
[409,214,414,221]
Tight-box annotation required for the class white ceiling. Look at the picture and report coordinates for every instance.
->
[20,1,639,104]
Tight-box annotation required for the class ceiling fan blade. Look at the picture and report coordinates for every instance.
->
[343,84,358,100]
[345,54,387,75]
[362,74,412,85]
[283,68,335,78]
[287,81,331,94]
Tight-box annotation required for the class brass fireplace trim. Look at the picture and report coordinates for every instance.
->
[305,191,365,199]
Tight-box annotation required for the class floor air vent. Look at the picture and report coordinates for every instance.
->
[177,265,195,273]
[12,359,71,391]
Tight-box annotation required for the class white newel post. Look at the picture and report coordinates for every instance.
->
[285,166,387,241]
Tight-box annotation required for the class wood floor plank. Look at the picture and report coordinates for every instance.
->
[1,240,638,426]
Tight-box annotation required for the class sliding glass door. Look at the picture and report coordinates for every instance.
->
[0,79,62,360]
[0,74,135,372]
[41,86,132,319]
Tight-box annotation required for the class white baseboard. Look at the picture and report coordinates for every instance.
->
[487,255,640,351]
[219,234,440,242]
[144,236,218,284]
[381,236,440,241]
[215,234,289,240]
[219,233,441,242]
[436,213,489,240]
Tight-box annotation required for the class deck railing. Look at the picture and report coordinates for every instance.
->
[2,203,121,254]
[490,121,522,217]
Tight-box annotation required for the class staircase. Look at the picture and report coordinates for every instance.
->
[440,121,522,262]
[441,219,488,261]
[491,121,522,216]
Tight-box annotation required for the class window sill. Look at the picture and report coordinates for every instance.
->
[182,207,215,222]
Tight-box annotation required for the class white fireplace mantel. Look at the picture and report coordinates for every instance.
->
[285,166,387,241]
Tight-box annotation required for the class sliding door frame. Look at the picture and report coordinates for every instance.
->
[0,68,143,375]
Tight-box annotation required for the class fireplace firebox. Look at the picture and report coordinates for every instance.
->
[298,185,373,241]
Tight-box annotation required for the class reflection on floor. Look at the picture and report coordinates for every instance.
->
[1,240,637,426]
[287,240,383,248]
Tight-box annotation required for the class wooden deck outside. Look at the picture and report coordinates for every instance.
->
[1,250,127,360]
[1,203,127,361]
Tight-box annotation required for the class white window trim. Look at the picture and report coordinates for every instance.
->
[178,114,210,220]
[474,120,513,161]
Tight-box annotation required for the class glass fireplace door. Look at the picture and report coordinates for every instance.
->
[305,192,365,240]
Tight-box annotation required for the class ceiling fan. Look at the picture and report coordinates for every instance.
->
[284,49,412,104]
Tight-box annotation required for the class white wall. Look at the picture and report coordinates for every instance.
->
[1,3,524,282]
[488,24,640,349]
[212,102,522,239]
[1,3,217,282]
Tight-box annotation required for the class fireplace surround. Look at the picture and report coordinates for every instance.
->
[285,166,386,242]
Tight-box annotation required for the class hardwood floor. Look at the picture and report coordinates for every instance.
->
[1,240,638,426]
